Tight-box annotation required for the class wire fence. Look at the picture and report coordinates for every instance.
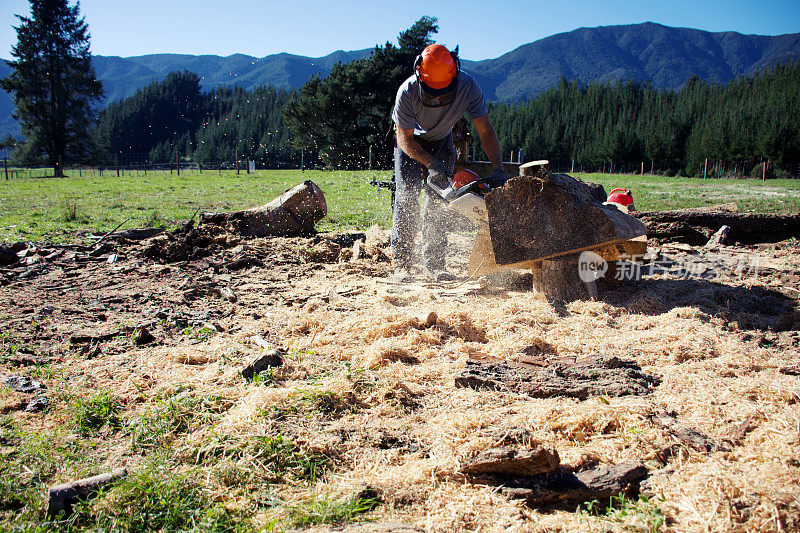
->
[0,159,296,179]
[2,155,796,181]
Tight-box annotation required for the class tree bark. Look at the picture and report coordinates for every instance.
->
[456,354,659,399]
[47,468,127,517]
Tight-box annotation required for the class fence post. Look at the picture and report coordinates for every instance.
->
[3,157,7,180]
[301,148,304,173]
[235,152,239,175]
[763,161,766,181]
[703,158,707,179]
[368,145,372,172]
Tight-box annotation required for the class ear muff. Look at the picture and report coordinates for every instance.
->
[450,45,461,75]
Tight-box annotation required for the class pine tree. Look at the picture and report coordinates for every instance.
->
[283,16,438,169]
[0,0,103,176]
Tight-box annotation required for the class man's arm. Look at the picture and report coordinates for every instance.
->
[396,126,434,167]
[472,114,503,171]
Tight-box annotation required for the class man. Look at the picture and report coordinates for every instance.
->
[391,43,506,282]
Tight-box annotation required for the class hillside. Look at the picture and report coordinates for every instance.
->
[91,49,374,103]
[465,22,800,101]
[1,22,799,138]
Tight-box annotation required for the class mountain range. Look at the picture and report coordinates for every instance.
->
[2,22,799,138]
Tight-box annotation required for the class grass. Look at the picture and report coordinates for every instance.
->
[129,389,218,451]
[189,431,329,484]
[265,389,358,421]
[579,492,667,532]
[0,407,331,532]
[71,457,247,533]
[0,331,26,360]
[283,491,377,528]
[0,417,100,528]
[72,389,122,435]
[0,169,393,242]
[576,172,800,213]
[3,168,797,243]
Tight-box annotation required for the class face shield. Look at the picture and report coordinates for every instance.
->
[418,75,459,108]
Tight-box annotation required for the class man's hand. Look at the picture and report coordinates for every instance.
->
[426,159,451,188]
[485,168,507,188]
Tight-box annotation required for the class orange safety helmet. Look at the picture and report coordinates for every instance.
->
[414,44,460,107]
[415,44,458,89]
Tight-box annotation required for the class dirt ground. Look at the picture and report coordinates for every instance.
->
[1,220,799,532]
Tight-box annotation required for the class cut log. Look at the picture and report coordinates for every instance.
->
[495,463,648,509]
[467,230,646,292]
[200,180,327,237]
[47,468,127,517]
[484,168,646,266]
[635,210,800,245]
[455,354,659,399]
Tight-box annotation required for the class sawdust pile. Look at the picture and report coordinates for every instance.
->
[1,227,799,531]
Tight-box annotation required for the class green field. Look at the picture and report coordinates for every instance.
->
[576,173,800,213]
[1,169,798,243]
[0,170,394,243]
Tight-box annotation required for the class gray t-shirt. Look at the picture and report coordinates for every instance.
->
[392,71,488,141]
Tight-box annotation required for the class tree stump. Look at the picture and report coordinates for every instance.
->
[200,180,327,237]
[472,166,646,300]
[531,258,597,301]
[484,166,646,266]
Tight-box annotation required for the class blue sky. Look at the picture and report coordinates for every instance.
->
[2,0,799,61]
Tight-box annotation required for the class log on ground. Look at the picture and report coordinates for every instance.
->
[460,446,561,477]
[635,210,800,245]
[200,180,327,237]
[47,468,127,517]
[648,410,730,452]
